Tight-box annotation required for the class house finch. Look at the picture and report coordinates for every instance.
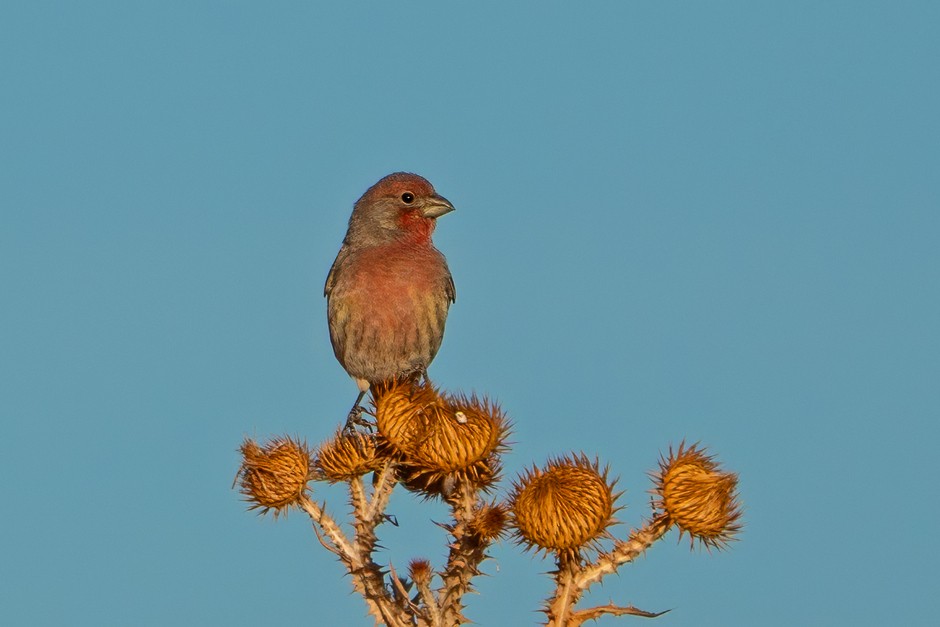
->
[325,172,456,426]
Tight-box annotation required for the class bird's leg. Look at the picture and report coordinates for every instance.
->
[343,390,373,433]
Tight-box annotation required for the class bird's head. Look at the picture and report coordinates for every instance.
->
[347,172,455,246]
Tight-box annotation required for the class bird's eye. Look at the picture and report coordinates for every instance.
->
[401,192,415,204]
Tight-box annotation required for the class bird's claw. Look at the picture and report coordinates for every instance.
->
[343,405,374,434]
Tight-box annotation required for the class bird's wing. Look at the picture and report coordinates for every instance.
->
[324,245,347,297]
[444,263,456,304]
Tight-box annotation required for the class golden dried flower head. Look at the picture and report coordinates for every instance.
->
[237,436,313,517]
[467,502,510,542]
[374,381,510,496]
[653,442,742,550]
[373,379,435,451]
[510,454,617,555]
[314,430,384,483]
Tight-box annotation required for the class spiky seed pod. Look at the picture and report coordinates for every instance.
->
[237,437,313,517]
[510,454,617,555]
[418,394,506,471]
[653,442,742,550]
[374,381,510,496]
[467,502,510,542]
[314,430,384,483]
[373,379,438,453]
[403,394,508,493]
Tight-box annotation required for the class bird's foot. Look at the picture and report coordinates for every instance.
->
[343,404,374,434]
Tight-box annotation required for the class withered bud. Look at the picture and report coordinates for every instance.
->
[467,502,510,542]
[314,430,384,483]
[408,558,433,585]
[653,442,742,550]
[510,454,617,555]
[237,436,313,517]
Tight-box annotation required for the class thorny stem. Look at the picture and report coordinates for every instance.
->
[350,462,394,559]
[388,563,416,616]
[569,603,669,624]
[300,495,410,627]
[299,496,355,560]
[437,481,488,626]
[415,575,442,627]
[338,460,402,620]
[575,513,671,591]
[366,460,398,524]
[544,514,673,627]
[348,474,368,521]
[545,552,580,627]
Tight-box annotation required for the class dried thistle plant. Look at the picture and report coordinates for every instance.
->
[236,436,314,517]
[235,384,743,626]
[506,443,743,626]
[510,455,617,556]
[315,429,384,483]
[652,441,743,550]
[375,381,509,497]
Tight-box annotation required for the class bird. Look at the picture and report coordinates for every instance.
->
[325,172,456,429]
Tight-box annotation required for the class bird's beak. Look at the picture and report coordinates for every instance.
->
[421,194,455,219]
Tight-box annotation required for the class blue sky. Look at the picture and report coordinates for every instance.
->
[2,2,938,625]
